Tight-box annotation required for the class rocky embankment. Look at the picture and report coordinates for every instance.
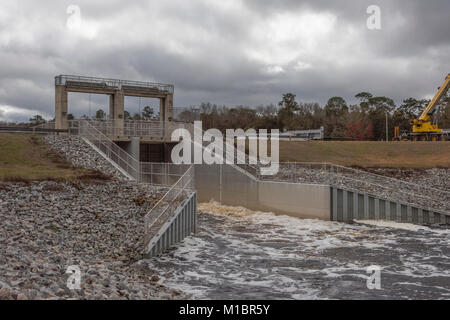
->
[0,135,182,299]
[44,135,126,181]
[363,167,450,191]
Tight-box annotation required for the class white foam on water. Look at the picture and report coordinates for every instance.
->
[145,202,450,299]
[198,202,399,251]
[355,220,450,234]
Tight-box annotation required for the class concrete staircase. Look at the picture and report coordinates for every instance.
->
[74,120,197,257]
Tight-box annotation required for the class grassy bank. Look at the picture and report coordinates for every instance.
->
[0,134,107,181]
[279,141,450,168]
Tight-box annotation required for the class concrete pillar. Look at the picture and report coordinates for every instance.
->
[160,98,165,136]
[164,93,174,122]
[160,94,173,139]
[122,138,140,180]
[55,85,68,130]
[112,90,124,136]
[159,94,174,121]
[129,137,140,160]
[109,95,115,119]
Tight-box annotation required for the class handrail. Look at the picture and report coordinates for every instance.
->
[252,161,450,195]
[143,165,195,250]
[77,120,140,180]
[55,75,174,93]
[192,123,260,176]
[328,162,450,195]
[86,119,192,140]
[145,165,195,227]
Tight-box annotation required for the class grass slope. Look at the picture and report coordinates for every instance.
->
[0,134,108,181]
[279,141,450,168]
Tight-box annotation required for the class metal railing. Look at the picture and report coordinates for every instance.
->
[144,165,195,253]
[173,107,201,122]
[84,119,193,140]
[84,120,164,138]
[77,120,140,180]
[140,162,191,186]
[55,75,174,94]
[32,121,56,131]
[0,123,63,135]
[66,120,191,185]
[191,122,261,177]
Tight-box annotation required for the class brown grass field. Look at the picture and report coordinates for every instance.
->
[0,134,108,181]
[278,141,450,168]
[0,135,448,182]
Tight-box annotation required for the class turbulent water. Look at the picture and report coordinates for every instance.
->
[145,202,450,300]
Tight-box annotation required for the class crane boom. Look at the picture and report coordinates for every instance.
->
[395,73,450,141]
[418,73,450,121]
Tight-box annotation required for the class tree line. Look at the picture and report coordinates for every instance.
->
[11,92,450,140]
[189,93,450,140]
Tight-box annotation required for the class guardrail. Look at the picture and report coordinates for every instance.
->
[55,75,174,94]
[140,163,191,185]
[0,126,66,134]
[191,122,261,177]
[144,165,195,256]
[80,119,193,140]
[32,121,56,130]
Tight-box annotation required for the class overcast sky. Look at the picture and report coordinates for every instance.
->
[0,0,449,121]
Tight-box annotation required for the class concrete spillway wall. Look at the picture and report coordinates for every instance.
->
[195,164,331,220]
[195,164,449,225]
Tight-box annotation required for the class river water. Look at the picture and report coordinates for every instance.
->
[145,202,450,299]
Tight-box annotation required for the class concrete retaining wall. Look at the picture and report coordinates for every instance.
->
[145,192,197,258]
[196,164,449,225]
[195,164,330,220]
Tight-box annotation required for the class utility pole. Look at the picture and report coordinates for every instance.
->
[385,111,389,142]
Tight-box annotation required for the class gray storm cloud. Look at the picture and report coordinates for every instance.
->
[0,0,449,121]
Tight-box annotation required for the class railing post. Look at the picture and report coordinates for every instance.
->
[332,187,338,221]
[219,164,222,204]
[165,163,168,186]
[330,165,334,186]
[343,190,348,221]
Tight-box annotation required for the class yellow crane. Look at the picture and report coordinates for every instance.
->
[396,73,449,141]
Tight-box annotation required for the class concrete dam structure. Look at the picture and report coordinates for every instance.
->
[51,76,450,257]
[55,75,174,132]
[55,75,184,162]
